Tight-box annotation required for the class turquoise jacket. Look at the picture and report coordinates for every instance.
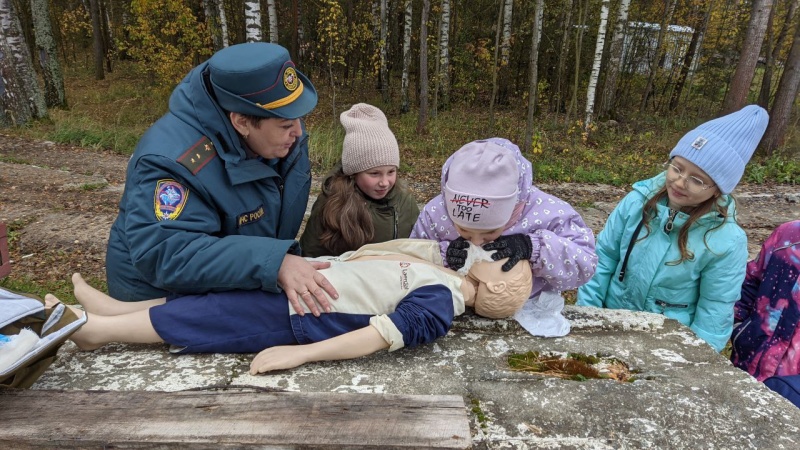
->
[576,173,748,351]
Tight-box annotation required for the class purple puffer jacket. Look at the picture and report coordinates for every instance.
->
[410,137,597,297]
[731,220,800,381]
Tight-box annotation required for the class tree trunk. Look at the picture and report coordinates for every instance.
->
[640,0,678,112]
[669,1,714,111]
[245,0,262,42]
[567,0,588,124]
[758,0,799,108]
[417,0,430,135]
[598,0,631,117]
[203,0,221,50]
[585,0,610,128]
[400,0,412,113]
[721,0,774,114]
[496,0,513,105]
[266,0,278,43]
[489,0,503,129]
[500,0,513,65]
[379,0,388,102]
[88,0,104,79]
[761,16,800,154]
[0,0,46,125]
[436,0,450,110]
[29,0,66,107]
[524,0,544,151]
[219,0,229,47]
[552,0,574,115]
[99,0,112,72]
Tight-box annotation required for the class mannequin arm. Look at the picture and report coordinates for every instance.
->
[249,326,389,374]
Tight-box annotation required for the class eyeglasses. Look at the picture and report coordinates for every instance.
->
[663,162,715,193]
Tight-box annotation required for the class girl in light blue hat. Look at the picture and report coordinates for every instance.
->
[577,105,769,352]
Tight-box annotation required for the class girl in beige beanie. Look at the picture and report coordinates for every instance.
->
[299,104,419,256]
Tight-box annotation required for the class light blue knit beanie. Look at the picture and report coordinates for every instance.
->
[669,105,769,194]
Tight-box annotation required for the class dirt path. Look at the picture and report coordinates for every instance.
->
[1,133,798,289]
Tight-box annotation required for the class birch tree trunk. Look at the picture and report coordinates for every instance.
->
[401,0,412,113]
[524,0,544,151]
[496,0,514,105]
[88,0,104,79]
[434,0,450,112]
[758,0,798,108]
[417,0,430,134]
[489,0,503,129]
[640,0,678,112]
[245,0,263,42]
[266,0,278,43]
[761,17,800,154]
[30,0,66,107]
[219,0,229,47]
[721,0,774,114]
[500,0,513,65]
[585,0,610,128]
[598,0,630,117]
[379,0,388,102]
[0,0,46,125]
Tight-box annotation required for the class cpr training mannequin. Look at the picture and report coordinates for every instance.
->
[48,240,532,374]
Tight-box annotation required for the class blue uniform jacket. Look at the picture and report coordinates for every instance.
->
[577,173,748,352]
[106,61,312,301]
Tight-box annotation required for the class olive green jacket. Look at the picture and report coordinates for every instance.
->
[299,176,420,257]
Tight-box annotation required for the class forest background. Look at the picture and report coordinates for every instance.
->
[2,0,799,185]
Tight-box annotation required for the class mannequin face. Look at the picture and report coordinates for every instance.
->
[465,258,532,319]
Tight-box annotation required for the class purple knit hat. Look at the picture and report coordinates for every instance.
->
[443,140,520,230]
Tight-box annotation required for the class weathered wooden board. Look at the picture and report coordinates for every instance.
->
[0,389,471,449]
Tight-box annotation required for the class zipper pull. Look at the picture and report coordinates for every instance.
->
[664,209,678,233]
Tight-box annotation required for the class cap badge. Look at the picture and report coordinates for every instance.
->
[283,67,299,91]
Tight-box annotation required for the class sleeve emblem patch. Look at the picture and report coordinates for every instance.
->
[154,179,189,221]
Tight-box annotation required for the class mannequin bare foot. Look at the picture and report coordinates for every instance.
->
[44,293,61,308]
[45,294,103,351]
[72,273,166,315]
[72,273,124,315]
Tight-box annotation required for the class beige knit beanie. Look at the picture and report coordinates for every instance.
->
[340,103,400,175]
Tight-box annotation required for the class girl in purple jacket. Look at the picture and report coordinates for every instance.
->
[410,138,597,336]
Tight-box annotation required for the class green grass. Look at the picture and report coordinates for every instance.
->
[5,60,799,186]
[0,275,107,306]
[79,182,109,191]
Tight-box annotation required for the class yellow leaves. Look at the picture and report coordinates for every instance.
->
[122,0,211,87]
[59,8,92,38]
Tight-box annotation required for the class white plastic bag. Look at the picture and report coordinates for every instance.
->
[514,290,571,337]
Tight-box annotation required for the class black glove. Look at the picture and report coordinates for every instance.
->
[482,234,533,272]
[445,237,470,271]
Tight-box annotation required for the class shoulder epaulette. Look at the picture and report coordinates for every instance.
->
[177,136,217,175]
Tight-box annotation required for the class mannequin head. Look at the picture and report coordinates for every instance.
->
[466,258,533,319]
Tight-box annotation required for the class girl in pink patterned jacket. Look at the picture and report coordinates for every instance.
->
[410,138,597,336]
[731,220,800,381]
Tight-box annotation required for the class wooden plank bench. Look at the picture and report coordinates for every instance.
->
[0,389,472,449]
